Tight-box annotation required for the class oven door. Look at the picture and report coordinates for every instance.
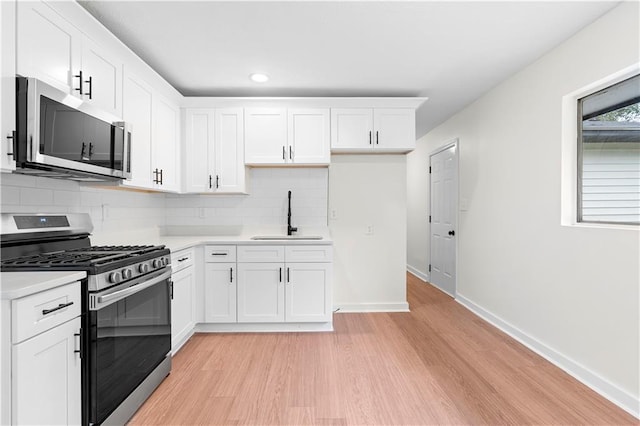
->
[88,267,171,425]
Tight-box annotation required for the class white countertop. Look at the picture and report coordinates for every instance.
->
[91,226,333,253]
[0,271,87,300]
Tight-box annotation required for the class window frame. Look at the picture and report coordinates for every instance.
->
[576,73,640,227]
[562,66,640,228]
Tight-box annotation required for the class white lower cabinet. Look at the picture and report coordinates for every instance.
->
[3,280,82,425]
[237,262,284,323]
[285,262,332,323]
[204,262,237,323]
[171,249,195,353]
[13,316,82,425]
[236,245,332,324]
[204,246,238,323]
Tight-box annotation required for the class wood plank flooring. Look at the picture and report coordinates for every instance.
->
[129,273,637,425]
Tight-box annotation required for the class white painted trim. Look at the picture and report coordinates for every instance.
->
[407,265,428,282]
[195,322,333,333]
[335,302,410,313]
[171,328,195,356]
[456,294,640,419]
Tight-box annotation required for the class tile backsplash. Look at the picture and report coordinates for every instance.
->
[0,173,166,235]
[0,168,328,236]
[165,168,328,228]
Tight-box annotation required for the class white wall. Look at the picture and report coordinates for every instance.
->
[329,155,408,312]
[407,2,639,415]
[165,168,328,229]
[0,173,166,235]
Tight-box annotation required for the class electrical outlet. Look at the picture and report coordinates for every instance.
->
[330,209,338,220]
[198,207,206,218]
[101,204,109,221]
[366,225,374,235]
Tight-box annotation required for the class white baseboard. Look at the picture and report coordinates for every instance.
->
[171,327,195,355]
[456,294,639,419]
[335,302,410,313]
[195,322,333,333]
[407,264,428,282]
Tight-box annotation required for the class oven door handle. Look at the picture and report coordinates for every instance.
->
[95,269,171,307]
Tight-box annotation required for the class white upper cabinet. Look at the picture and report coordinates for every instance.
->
[122,71,182,193]
[152,95,181,192]
[1,0,16,172]
[331,108,415,153]
[245,107,330,165]
[288,108,330,164]
[330,108,373,151]
[215,108,245,192]
[184,108,245,193]
[16,1,81,95]
[121,71,153,189]
[17,1,123,118]
[184,109,214,193]
[81,36,122,117]
[244,108,288,164]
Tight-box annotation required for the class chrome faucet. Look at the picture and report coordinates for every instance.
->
[287,190,297,236]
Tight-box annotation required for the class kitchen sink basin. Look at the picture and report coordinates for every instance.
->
[250,235,323,240]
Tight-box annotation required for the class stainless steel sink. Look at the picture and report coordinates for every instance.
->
[250,235,323,240]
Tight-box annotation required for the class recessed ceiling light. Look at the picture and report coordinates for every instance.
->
[250,73,269,83]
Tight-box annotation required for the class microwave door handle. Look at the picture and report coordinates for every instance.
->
[114,121,132,179]
[95,269,171,308]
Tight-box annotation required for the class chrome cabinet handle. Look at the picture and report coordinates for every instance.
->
[42,301,74,315]
[230,267,233,283]
[210,253,228,256]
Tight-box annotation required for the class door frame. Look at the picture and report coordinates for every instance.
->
[428,138,459,297]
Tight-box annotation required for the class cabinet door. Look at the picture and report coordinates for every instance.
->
[171,266,195,351]
[184,108,215,193]
[288,108,330,164]
[1,0,16,172]
[121,71,153,189]
[330,108,373,151]
[244,108,287,164]
[285,263,332,323]
[237,263,284,323]
[215,108,245,192]
[16,0,81,95]
[373,108,415,151]
[153,95,181,191]
[81,36,123,118]
[12,317,81,425]
[204,262,236,323]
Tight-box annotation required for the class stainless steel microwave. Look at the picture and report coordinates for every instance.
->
[14,77,132,181]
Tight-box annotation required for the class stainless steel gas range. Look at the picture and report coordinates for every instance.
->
[0,213,172,425]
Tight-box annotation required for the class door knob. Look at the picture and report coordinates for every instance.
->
[448,230,455,236]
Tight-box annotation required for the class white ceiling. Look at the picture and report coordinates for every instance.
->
[78,1,618,138]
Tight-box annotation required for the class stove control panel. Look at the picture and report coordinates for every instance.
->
[88,255,171,291]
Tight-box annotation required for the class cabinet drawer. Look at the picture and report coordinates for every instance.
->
[285,245,333,263]
[171,248,194,273]
[205,245,237,263]
[12,281,81,344]
[237,245,284,263]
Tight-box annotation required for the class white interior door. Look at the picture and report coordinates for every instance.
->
[429,143,457,296]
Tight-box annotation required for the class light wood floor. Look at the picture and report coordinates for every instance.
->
[129,273,637,425]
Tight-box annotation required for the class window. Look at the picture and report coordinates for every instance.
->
[577,74,640,225]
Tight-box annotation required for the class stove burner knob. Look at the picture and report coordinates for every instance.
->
[122,268,132,280]
[138,263,149,274]
[152,259,161,269]
[109,271,122,284]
